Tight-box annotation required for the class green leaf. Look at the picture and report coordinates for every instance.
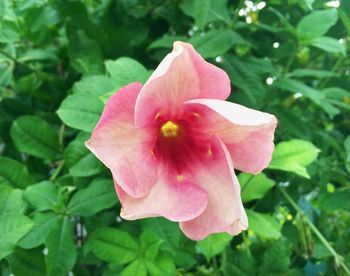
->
[148,36,187,50]
[64,133,105,177]
[57,93,103,132]
[196,233,232,260]
[105,57,150,89]
[18,48,58,62]
[73,75,115,96]
[304,0,314,10]
[0,187,25,215]
[24,181,58,211]
[275,78,323,104]
[222,246,256,276]
[189,29,246,58]
[121,259,147,276]
[339,6,350,36]
[268,139,320,178]
[0,214,34,260]
[316,188,350,211]
[67,29,104,75]
[10,115,60,160]
[274,78,340,117]
[180,0,230,24]
[6,247,46,276]
[239,173,276,203]
[288,68,339,79]
[193,0,211,29]
[345,136,350,173]
[89,227,139,264]
[141,218,180,254]
[0,20,20,43]
[310,36,346,54]
[140,232,163,261]
[222,55,266,108]
[0,157,35,189]
[270,107,311,139]
[312,242,332,259]
[297,9,338,40]
[246,210,281,239]
[19,212,62,249]
[260,240,292,273]
[45,216,77,276]
[323,87,350,101]
[145,253,176,276]
[66,178,117,216]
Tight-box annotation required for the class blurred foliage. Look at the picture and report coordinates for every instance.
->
[0,0,350,275]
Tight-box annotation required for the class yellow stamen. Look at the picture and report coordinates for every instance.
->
[160,121,179,138]
[177,175,185,182]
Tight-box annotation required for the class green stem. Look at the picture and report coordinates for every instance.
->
[50,160,65,181]
[0,49,32,70]
[283,46,297,76]
[318,57,343,89]
[212,256,220,276]
[59,123,65,148]
[279,187,350,275]
[231,0,244,26]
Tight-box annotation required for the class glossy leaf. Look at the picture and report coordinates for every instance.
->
[190,29,246,58]
[0,187,25,215]
[24,181,58,211]
[89,227,139,264]
[10,116,60,160]
[105,57,150,89]
[7,248,46,276]
[269,139,320,178]
[0,157,35,189]
[0,214,34,260]
[239,173,276,203]
[196,233,232,260]
[246,210,281,239]
[57,93,104,132]
[66,178,117,216]
[45,217,77,276]
[64,134,105,177]
[297,9,338,40]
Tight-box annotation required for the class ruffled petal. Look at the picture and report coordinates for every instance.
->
[115,169,208,222]
[135,41,230,127]
[180,137,248,240]
[86,82,158,198]
[185,99,277,174]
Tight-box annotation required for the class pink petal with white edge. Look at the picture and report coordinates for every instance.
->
[180,137,248,240]
[185,99,277,174]
[134,41,231,127]
[115,169,208,222]
[86,82,158,198]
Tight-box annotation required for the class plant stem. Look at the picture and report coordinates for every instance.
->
[0,49,32,70]
[279,187,350,275]
[50,160,65,181]
[318,57,343,89]
[212,256,220,276]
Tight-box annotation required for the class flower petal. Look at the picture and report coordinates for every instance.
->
[185,99,277,174]
[86,82,158,198]
[115,169,208,222]
[135,41,231,127]
[180,137,248,240]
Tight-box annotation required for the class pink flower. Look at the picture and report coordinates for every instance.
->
[86,41,277,240]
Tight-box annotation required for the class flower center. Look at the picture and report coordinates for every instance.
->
[160,121,179,138]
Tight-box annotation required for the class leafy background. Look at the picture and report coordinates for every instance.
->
[0,0,349,275]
